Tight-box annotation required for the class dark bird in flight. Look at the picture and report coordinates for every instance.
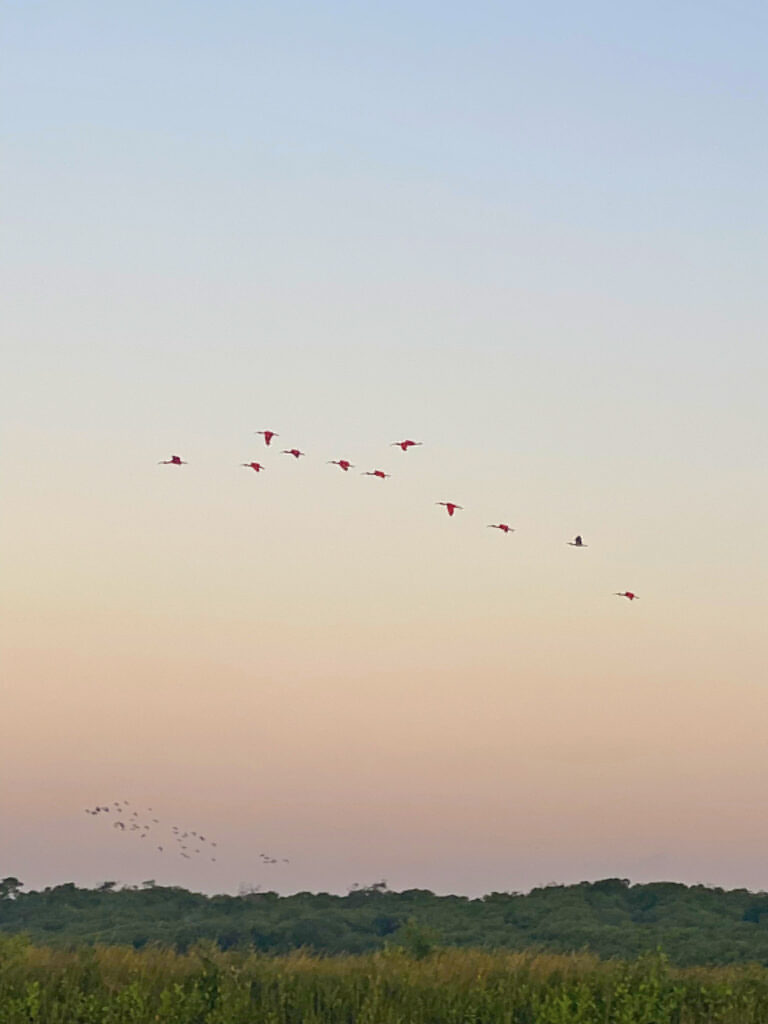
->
[158,455,187,465]
[568,535,587,547]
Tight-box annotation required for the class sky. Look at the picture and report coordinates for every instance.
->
[2,0,768,898]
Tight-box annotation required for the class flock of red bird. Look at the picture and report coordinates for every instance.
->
[159,431,639,601]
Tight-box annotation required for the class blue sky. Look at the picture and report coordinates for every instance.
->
[3,1,768,895]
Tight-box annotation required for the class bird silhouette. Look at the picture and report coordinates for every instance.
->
[437,502,463,517]
[568,535,587,547]
[242,462,265,472]
[282,448,305,459]
[255,430,278,446]
[158,455,187,465]
[391,440,422,451]
[362,470,390,479]
[328,460,354,471]
[614,591,639,601]
[488,524,514,533]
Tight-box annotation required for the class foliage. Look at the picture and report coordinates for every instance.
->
[3,939,768,1023]
[5,877,768,965]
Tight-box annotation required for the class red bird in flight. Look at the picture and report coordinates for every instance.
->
[362,469,390,479]
[488,523,514,533]
[328,460,354,472]
[437,502,463,517]
[282,448,306,459]
[158,455,187,465]
[391,439,422,451]
[241,462,265,472]
[256,430,278,446]
[614,591,639,601]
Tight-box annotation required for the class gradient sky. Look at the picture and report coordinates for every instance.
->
[3,0,768,897]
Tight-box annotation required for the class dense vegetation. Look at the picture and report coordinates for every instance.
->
[4,938,768,1023]
[5,877,768,965]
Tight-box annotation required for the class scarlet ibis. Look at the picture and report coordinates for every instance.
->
[363,469,390,479]
[488,524,514,533]
[614,591,639,601]
[256,430,278,446]
[568,535,587,547]
[158,455,187,465]
[241,462,265,472]
[328,460,354,471]
[391,439,422,451]
[282,448,305,459]
[437,502,463,517]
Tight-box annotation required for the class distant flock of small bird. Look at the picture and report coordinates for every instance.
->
[83,801,291,866]
[159,430,639,601]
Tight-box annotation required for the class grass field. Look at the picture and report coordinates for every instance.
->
[3,936,768,1023]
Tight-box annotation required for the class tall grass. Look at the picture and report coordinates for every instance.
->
[2,935,768,1022]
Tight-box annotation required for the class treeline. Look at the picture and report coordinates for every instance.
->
[3,876,768,965]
